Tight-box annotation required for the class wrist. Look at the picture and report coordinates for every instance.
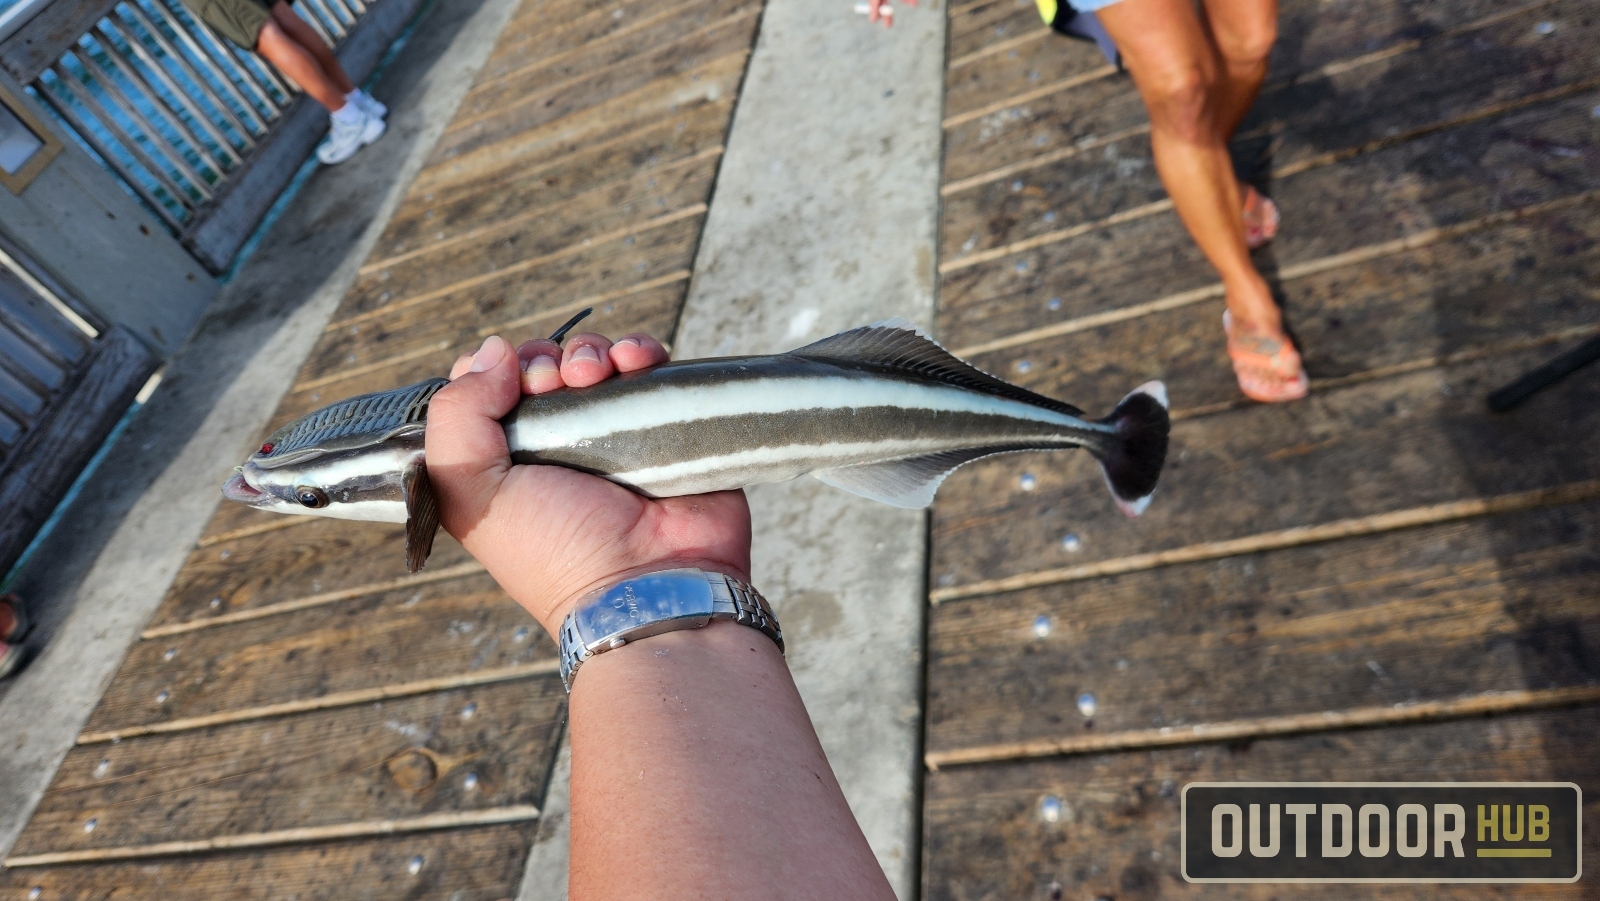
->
[528,554,753,638]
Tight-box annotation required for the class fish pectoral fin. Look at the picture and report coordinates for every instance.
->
[794,322,1084,417]
[403,458,440,573]
[813,446,1041,509]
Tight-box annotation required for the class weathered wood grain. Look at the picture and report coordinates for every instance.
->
[374,108,728,261]
[268,282,686,427]
[343,160,715,318]
[144,517,473,629]
[87,570,549,734]
[923,707,1599,901]
[0,823,538,899]
[965,200,1600,417]
[936,96,1600,352]
[929,346,1600,588]
[11,679,564,856]
[428,24,754,171]
[463,0,758,121]
[948,0,1043,62]
[488,0,661,80]
[927,499,1600,753]
[412,50,747,202]
[940,0,1593,188]
[299,214,701,381]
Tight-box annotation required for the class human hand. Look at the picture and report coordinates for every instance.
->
[426,331,753,636]
[860,0,916,28]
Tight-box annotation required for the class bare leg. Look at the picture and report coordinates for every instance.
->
[253,2,354,110]
[1097,0,1278,328]
[1201,0,1277,139]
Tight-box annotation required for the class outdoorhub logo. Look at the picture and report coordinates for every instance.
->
[1182,783,1580,883]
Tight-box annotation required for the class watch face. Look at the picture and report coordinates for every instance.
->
[572,569,717,646]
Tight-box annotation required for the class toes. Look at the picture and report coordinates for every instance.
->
[609,334,669,372]
[560,333,615,387]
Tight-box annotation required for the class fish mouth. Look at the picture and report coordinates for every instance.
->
[222,470,265,504]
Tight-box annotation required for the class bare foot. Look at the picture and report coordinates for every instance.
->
[1242,186,1280,250]
[1224,311,1308,403]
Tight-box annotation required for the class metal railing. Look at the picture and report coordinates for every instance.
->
[21,0,367,231]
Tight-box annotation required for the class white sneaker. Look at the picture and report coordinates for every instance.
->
[355,90,386,120]
[317,108,385,165]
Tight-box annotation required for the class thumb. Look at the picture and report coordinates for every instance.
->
[425,336,521,536]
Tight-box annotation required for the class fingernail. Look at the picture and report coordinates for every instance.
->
[526,354,558,376]
[616,336,641,348]
[570,344,601,364]
[470,336,507,372]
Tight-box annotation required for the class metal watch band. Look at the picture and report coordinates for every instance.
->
[558,569,783,691]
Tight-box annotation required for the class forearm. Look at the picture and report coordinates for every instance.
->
[566,621,896,901]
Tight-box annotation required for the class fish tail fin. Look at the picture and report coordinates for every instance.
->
[1090,380,1170,517]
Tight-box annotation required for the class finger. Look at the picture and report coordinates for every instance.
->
[868,0,882,23]
[516,338,565,395]
[425,336,521,537]
[560,333,616,388]
[448,353,474,380]
[609,334,669,372]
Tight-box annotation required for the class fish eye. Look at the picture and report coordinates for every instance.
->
[296,487,329,508]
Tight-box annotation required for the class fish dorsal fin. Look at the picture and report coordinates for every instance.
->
[403,458,440,573]
[813,445,1046,508]
[793,321,1083,417]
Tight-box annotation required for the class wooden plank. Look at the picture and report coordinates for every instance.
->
[408,49,747,227]
[962,198,1600,419]
[438,7,757,161]
[926,498,1600,755]
[0,823,537,899]
[298,214,701,382]
[487,0,659,79]
[9,678,564,856]
[343,158,715,319]
[86,570,551,734]
[372,108,728,263]
[462,0,758,122]
[0,0,118,83]
[0,326,157,577]
[939,0,1593,187]
[936,95,1600,353]
[928,345,1600,590]
[922,707,1600,901]
[948,1,1043,62]
[143,517,474,631]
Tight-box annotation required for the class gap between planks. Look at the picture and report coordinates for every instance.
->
[939,74,1600,273]
[949,188,1600,359]
[443,7,762,139]
[322,203,706,334]
[925,686,1600,769]
[2,806,543,867]
[465,0,745,102]
[939,0,1565,193]
[142,560,486,639]
[197,516,315,548]
[930,480,1600,604]
[360,145,724,275]
[76,660,560,744]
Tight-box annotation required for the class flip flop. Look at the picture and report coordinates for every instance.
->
[0,593,29,644]
[1224,311,1309,403]
[1243,186,1280,250]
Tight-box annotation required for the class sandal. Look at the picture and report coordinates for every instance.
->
[0,593,29,643]
[1242,186,1280,250]
[1224,311,1309,403]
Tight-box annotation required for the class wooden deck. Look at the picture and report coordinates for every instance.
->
[923,0,1599,897]
[4,0,1600,896]
[0,0,761,894]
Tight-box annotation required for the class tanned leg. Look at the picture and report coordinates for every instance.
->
[1201,0,1277,139]
[254,18,348,109]
[1096,0,1281,332]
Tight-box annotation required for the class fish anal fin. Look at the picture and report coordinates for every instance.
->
[813,445,1044,508]
[403,458,440,573]
[794,323,1083,418]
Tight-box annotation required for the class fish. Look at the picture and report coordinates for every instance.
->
[223,320,1170,572]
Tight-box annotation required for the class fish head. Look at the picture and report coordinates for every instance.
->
[222,378,448,537]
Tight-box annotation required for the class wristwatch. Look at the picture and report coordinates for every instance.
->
[557,568,783,691]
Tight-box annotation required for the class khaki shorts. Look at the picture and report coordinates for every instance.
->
[185,0,275,49]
